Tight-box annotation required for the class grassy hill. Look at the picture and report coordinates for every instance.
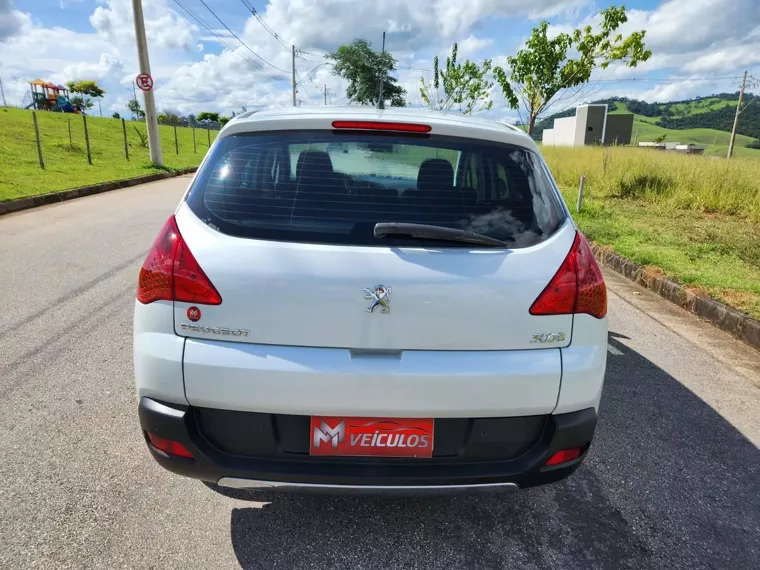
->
[608,102,759,158]
[534,94,760,159]
[0,107,217,202]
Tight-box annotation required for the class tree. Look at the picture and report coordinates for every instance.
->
[66,80,105,115]
[326,39,406,107]
[197,111,220,123]
[158,111,182,126]
[70,95,93,111]
[219,116,231,126]
[494,5,651,135]
[419,43,493,115]
[112,112,121,119]
[126,97,144,120]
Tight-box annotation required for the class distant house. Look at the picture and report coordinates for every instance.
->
[541,104,634,147]
[638,142,706,155]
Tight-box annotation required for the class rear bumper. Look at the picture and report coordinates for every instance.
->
[138,397,597,493]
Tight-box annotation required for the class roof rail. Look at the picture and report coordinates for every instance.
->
[228,110,260,123]
[500,121,525,134]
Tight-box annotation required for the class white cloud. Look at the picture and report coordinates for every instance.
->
[63,53,124,82]
[457,35,493,58]
[90,0,197,51]
[0,0,24,42]
[434,0,590,36]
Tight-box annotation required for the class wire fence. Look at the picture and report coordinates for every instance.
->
[5,109,221,172]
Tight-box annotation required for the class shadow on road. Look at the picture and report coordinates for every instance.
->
[209,333,760,570]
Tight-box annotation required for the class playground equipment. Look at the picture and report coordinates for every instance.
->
[25,79,79,113]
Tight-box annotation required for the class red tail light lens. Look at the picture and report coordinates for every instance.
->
[147,432,194,459]
[529,231,607,318]
[137,216,222,305]
[331,120,432,133]
[545,447,583,466]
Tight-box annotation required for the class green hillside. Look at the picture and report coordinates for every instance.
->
[0,107,217,201]
[535,94,760,159]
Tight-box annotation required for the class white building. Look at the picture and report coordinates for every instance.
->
[542,104,634,147]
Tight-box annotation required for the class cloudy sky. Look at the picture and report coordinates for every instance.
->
[0,0,758,120]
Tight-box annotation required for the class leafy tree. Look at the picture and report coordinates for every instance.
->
[66,80,105,115]
[219,116,231,126]
[126,97,145,120]
[70,95,93,111]
[494,5,651,134]
[746,140,760,150]
[326,39,407,107]
[66,80,105,99]
[186,113,196,125]
[419,43,493,115]
[197,111,220,123]
[112,112,121,119]
[653,134,667,144]
[158,111,182,126]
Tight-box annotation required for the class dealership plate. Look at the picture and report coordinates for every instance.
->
[310,417,434,458]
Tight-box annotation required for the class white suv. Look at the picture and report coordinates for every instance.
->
[133,107,607,493]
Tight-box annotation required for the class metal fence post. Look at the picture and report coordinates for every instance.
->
[32,111,44,169]
[83,114,92,165]
[122,118,129,160]
[206,124,210,147]
[174,124,179,155]
[577,175,586,213]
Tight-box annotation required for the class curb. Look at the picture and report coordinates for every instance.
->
[0,167,198,217]
[591,243,760,352]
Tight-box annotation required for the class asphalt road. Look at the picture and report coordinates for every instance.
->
[1,177,759,570]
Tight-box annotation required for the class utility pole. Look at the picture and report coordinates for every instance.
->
[0,77,7,108]
[131,0,163,165]
[727,70,747,160]
[292,45,297,107]
[324,85,328,105]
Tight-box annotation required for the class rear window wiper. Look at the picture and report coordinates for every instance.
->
[374,222,509,248]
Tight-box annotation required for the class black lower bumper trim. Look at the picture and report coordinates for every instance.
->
[138,398,597,491]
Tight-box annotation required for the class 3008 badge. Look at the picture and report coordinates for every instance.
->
[310,417,434,458]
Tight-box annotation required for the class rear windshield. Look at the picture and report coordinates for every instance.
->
[186,131,566,248]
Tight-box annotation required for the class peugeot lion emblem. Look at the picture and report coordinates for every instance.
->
[364,285,392,314]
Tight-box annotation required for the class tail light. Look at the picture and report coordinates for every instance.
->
[545,447,583,466]
[331,120,432,133]
[529,231,606,318]
[147,432,194,459]
[137,216,222,305]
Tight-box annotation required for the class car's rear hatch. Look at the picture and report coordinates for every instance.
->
[173,204,575,351]
[166,120,583,416]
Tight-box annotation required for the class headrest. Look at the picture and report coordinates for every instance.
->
[296,151,333,180]
[417,158,454,191]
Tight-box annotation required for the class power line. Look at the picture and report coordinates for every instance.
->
[196,0,289,74]
[171,0,263,71]
[239,0,288,49]
[295,71,316,104]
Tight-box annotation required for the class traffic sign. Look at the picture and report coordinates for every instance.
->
[136,73,153,91]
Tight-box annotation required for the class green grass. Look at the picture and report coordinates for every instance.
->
[0,107,218,201]
[543,146,760,319]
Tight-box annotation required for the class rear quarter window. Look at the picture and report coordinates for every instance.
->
[186,130,566,248]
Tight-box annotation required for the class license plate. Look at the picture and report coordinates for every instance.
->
[310,416,434,458]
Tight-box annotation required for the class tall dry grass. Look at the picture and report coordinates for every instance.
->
[540,146,760,221]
